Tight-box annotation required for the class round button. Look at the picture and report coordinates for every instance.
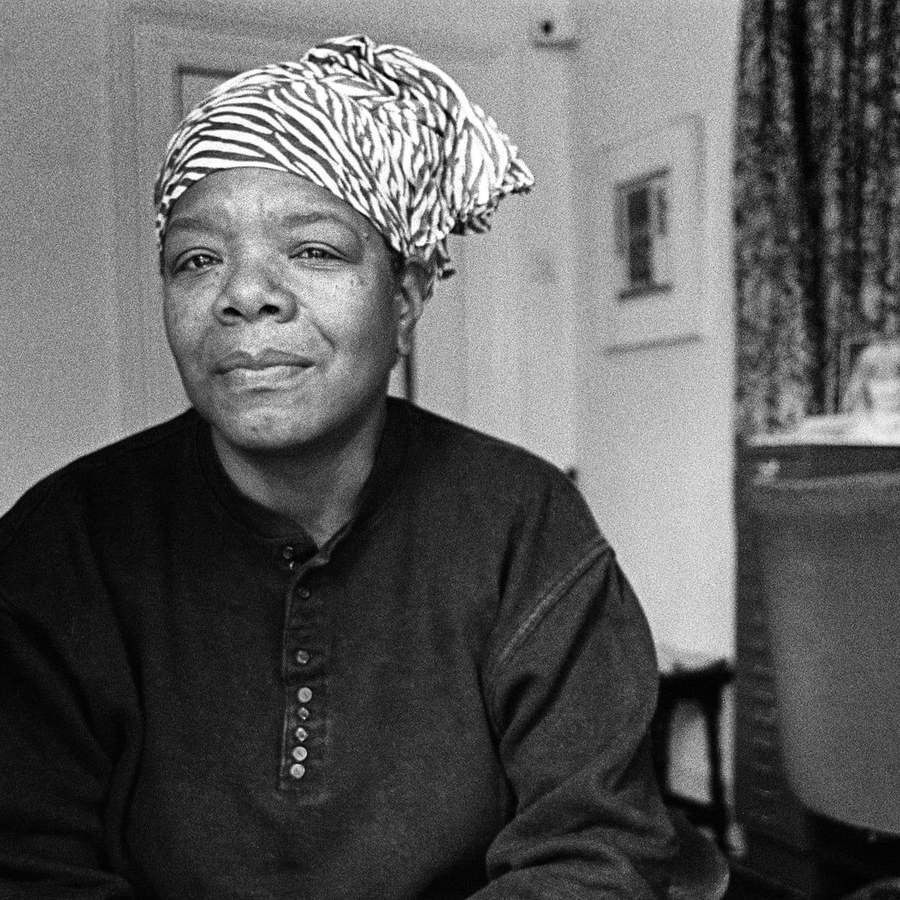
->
[281,545,295,560]
[292,745,308,762]
[297,707,310,721]
[295,649,310,665]
[297,686,312,703]
[294,726,309,741]
[289,763,306,779]
[297,586,311,600]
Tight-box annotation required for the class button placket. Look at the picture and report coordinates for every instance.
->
[280,543,297,572]
[282,694,318,786]
[279,561,329,793]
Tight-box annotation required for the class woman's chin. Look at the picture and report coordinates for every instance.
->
[205,396,384,460]
[211,411,322,457]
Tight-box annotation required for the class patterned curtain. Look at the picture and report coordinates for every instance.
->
[734,0,900,435]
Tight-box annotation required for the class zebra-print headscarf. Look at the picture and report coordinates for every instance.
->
[154,34,533,286]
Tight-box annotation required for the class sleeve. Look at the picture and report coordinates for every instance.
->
[475,537,678,899]
[0,598,136,899]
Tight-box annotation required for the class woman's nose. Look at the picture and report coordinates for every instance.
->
[215,258,297,324]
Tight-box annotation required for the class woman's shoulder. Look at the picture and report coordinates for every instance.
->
[0,409,202,558]
[397,399,569,485]
[394,398,596,534]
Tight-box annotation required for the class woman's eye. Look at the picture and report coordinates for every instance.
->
[178,253,216,272]
[294,245,341,262]
[172,252,218,274]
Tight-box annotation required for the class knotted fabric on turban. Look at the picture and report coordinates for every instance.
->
[154,34,534,286]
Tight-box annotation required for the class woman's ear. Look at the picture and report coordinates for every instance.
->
[394,260,430,357]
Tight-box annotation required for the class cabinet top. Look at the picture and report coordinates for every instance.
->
[747,413,900,447]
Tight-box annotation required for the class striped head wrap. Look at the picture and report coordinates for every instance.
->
[154,34,534,290]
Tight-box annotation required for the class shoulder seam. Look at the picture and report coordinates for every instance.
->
[489,534,611,677]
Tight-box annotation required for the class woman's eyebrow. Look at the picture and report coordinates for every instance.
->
[279,211,356,232]
[165,214,220,237]
[165,210,357,236]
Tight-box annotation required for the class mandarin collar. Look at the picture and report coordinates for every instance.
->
[195,397,412,547]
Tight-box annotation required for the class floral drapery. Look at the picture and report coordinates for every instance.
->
[734,0,900,435]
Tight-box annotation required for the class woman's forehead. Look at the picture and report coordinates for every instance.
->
[168,168,379,239]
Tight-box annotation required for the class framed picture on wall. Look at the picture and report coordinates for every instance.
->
[614,168,673,299]
[598,115,704,351]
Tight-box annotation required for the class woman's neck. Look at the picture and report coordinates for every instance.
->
[210,406,386,546]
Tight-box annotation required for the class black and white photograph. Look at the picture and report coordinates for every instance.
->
[2,1,899,898]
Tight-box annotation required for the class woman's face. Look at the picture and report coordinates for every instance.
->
[161,168,419,457]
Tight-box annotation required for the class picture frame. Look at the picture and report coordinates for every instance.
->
[598,115,705,351]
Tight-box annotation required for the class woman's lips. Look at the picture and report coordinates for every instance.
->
[217,348,315,371]
[216,348,315,389]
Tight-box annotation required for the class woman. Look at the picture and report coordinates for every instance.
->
[0,35,677,898]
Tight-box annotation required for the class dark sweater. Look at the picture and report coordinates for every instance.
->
[0,399,675,898]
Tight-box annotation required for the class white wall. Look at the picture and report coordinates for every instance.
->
[572,0,741,659]
[571,0,741,803]
[0,0,122,512]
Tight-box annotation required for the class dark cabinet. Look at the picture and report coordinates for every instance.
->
[734,438,900,897]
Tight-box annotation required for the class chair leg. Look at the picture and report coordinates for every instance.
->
[702,690,729,847]
[652,697,674,795]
